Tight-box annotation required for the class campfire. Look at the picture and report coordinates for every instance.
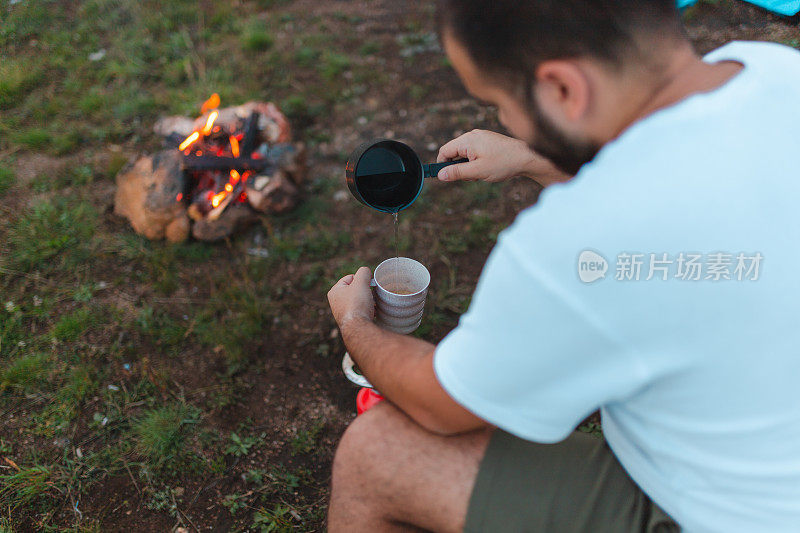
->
[115,93,305,242]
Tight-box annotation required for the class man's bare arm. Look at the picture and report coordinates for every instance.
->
[339,315,487,435]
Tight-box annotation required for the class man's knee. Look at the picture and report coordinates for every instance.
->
[333,401,409,488]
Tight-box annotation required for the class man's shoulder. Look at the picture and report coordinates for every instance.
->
[705,39,800,65]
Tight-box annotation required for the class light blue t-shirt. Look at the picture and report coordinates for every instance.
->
[434,41,800,532]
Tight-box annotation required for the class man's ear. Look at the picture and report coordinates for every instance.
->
[534,60,590,123]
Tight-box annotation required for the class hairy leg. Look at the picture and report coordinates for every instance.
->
[328,401,493,533]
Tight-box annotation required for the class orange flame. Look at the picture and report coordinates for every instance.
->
[179,131,200,151]
[201,110,218,136]
[201,93,220,114]
[229,135,239,158]
[211,191,227,208]
[210,169,243,208]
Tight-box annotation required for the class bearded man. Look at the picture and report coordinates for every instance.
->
[327,1,800,531]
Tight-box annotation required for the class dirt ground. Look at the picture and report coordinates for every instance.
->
[1,1,799,531]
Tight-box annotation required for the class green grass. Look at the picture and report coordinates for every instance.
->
[0,58,44,110]
[196,299,269,371]
[358,41,381,56]
[255,0,292,8]
[0,165,14,194]
[136,306,187,349]
[294,46,320,67]
[5,198,97,272]
[131,404,201,471]
[0,353,52,393]
[12,128,51,150]
[33,364,95,436]
[242,22,275,51]
[319,52,351,81]
[0,465,57,511]
[52,308,98,342]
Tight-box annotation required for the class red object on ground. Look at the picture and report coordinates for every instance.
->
[356,388,385,415]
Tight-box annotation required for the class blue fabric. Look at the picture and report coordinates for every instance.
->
[678,0,800,16]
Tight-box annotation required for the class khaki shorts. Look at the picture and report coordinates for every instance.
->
[465,429,679,532]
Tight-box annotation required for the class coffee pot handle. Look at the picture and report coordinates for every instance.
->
[423,158,469,178]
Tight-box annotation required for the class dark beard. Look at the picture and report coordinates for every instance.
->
[528,94,601,176]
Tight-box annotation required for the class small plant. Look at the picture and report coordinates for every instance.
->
[224,432,261,457]
[294,46,319,67]
[243,465,307,498]
[145,488,179,517]
[290,419,324,456]
[73,284,95,303]
[243,468,266,485]
[578,420,603,438]
[242,22,275,51]
[252,504,294,532]
[268,466,303,495]
[221,492,248,515]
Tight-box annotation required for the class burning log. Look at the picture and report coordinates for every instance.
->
[114,150,190,242]
[182,155,275,173]
[153,116,194,139]
[191,204,259,242]
[115,93,306,242]
[246,170,299,214]
[240,111,260,156]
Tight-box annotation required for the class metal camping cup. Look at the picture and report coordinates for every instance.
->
[370,257,431,334]
[345,139,468,213]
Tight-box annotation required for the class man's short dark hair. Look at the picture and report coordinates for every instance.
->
[438,0,685,87]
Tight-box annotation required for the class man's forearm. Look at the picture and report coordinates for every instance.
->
[339,316,486,434]
[340,317,436,417]
[327,268,487,434]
